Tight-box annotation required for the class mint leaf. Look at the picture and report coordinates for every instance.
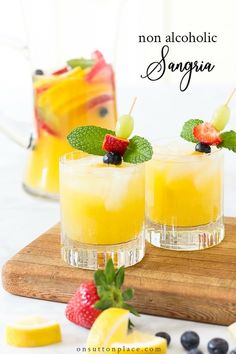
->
[123,136,153,164]
[67,126,115,155]
[67,58,94,69]
[218,130,236,152]
[180,119,204,143]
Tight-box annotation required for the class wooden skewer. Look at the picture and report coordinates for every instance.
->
[129,97,137,115]
[225,87,236,106]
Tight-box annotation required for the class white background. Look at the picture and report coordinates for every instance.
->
[0,0,236,353]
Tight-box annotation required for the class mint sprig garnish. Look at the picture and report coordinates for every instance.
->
[94,259,139,329]
[67,126,153,164]
[218,130,236,152]
[67,58,94,69]
[180,119,204,143]
[67,126,115,156]
[123,136,153,163]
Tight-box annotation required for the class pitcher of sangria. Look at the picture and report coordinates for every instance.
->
[0,0,121,199]
[24,51,116,199]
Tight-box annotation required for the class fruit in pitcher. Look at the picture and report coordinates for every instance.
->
[102,134,129,155]
[193,122,222,145]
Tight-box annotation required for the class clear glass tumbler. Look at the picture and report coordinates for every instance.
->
[60,153,145,269]
[145,139,224,251]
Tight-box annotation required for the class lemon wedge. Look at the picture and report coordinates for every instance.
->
[86,308,129,348]
[228,322,236,339]
[86,308,167,353]
[6,316,62,347]
[112,330,167,353]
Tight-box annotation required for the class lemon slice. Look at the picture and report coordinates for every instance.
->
[228,322,236,339]
[86,308,129,348]
[6,316,62,347]
[86,308,167,353]
[112,330,167,353]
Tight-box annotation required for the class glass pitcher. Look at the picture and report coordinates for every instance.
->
[0,0,124,199]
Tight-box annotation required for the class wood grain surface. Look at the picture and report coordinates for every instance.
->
[2,217,236,325]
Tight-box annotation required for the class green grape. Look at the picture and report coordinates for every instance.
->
[115,114,134,139]
[211,104,230,131]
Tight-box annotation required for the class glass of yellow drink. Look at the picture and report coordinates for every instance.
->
[145,139,224,250]
[23,52,117,199]
[60,152,145,269]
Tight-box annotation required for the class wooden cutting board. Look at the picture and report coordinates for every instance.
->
[2,217,236,326]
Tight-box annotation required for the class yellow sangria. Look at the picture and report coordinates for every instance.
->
[145,140,224,250]
[23,51,117,199]
[145,89,236,251]
[60,102,153,269]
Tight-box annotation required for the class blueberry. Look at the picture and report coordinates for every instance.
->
[195,142,211,153]
[99,107,109,117]
[103,152,122,165]
[155,332,171,346]
[188,349,203,354]
[34,69,44,75]
[181,331,200,350]
[207,338,229,354]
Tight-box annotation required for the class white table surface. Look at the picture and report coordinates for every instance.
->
[1,87,236,353]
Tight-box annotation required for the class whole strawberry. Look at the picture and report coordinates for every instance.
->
[65,259,138,329]
[65,281,101,329]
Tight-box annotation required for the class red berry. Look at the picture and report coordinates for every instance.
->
[52,66,68,75]
[193,122,222,145]
[102,134,129,156]
[34,107,59,137]
[86,94,113,110]
[65,281,101,329]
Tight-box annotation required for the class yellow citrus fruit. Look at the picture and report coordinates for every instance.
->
[5,316,62,347]
[228,322,236,339]
[86,308,129,348]
[112,330,167,353]
[86,308,167,353]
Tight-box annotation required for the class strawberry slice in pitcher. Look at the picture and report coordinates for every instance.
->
[86,51,114,83]
[34,107,59,138]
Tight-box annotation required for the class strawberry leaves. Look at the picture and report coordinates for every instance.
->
[93,259,139,328]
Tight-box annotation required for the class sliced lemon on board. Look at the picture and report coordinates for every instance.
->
[6,316,62,347]
[86,308,167,353]
[86,308,129,348]
[112,330,167,353]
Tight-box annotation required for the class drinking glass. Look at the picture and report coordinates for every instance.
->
[145,139,224,250]
[60,152,145,269]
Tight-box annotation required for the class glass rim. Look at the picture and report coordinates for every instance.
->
[150,137,223,163]
[60,151,144,170]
